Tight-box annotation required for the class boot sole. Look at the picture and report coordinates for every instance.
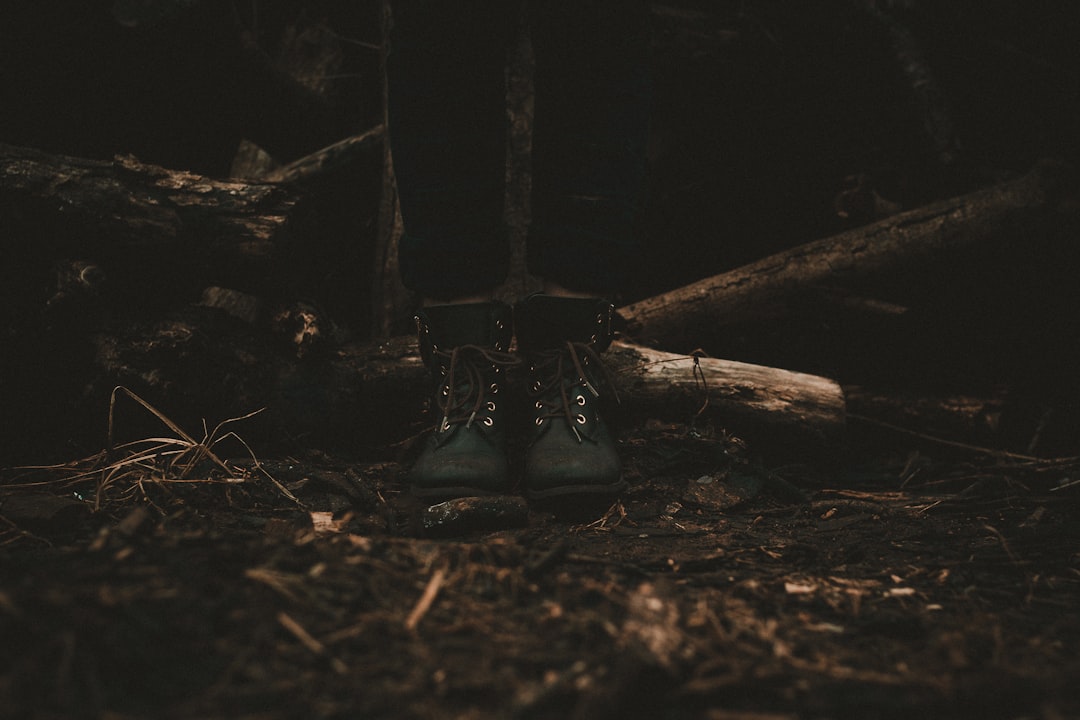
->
[525,478,627,501]
[410,485,505,501]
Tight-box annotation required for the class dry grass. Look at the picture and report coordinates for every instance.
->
[1,386,298,516]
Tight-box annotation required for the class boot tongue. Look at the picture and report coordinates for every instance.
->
[415,302,512,351]
[514,295,614,353]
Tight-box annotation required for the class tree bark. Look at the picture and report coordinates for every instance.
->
[0,142,296,260]
[370,0,413,339]
[605,341,845,449]
[843,386,1004,446]
[621,161,1074,349]
[0,142,326,319]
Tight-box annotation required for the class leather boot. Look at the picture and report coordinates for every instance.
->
[408,302,517,498]
[514,294,625,501]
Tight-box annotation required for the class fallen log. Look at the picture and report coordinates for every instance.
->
[621,161,1074,349]
[323,338,845,450]
[85,310,844,458]
[843,386,1004,447]
[0,142,305,330]
[5,298,843,466]
[606,341,845,449]
[0,142,374,322]
[0,142,295,254]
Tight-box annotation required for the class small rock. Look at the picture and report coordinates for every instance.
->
[421,496,529,536]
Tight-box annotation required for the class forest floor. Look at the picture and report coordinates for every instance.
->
[2,417,1079,719]
[3,4,1079,717]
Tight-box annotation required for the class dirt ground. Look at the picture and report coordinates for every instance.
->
[2,417,1078,720]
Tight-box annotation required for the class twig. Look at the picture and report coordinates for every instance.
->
[278,612,348,674]
[244,568,303,603]
[525,540,570,579]
[1049,477,1080,492]
[982,524,1021,565]
[0,513,52,548]
[278,611,326,655]
[913,499,945,515]
[110,388,192,452]
[214,429,302,507]
[849,413,1079,464]
[690,349,710,430]
[405,566,446,631]
[1026,406,1054,455]
[584,500,626,531]
[326,30,383,51]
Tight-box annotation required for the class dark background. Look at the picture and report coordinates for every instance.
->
[2,0,1079,461]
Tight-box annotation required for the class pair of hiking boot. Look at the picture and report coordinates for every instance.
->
[407,294,624,502]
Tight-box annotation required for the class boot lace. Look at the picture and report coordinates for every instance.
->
[529,341,619,443]
[432,344,520,440]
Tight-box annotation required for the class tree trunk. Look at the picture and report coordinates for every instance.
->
[621,161,1074,349]
[369,0,413,339]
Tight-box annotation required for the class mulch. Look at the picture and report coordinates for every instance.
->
[2,417,1078,719]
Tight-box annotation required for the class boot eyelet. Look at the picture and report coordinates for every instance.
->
[482,416,494,427]
[589,334,597,343]
[535,417,544,426]
[489,383,498,394]
[441,387,449,397]
[575,414,587,424]
[531,380,542,392]
[439,365,447,376]
[440,419,451,432]
[496,320,505,330]
[576,395,586,405]
[535,401,543,409]
[486,401,496,411]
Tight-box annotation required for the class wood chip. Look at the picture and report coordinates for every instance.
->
[785,582,817,594]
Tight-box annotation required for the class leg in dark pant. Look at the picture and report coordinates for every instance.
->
[528,0,652,297]
[388,1,651,502]
[389,3,519,497]
[520,2,651,502]
[387,1,515,301]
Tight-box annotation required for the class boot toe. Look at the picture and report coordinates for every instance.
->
[409,429,510,498]
[524,425,623,499]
